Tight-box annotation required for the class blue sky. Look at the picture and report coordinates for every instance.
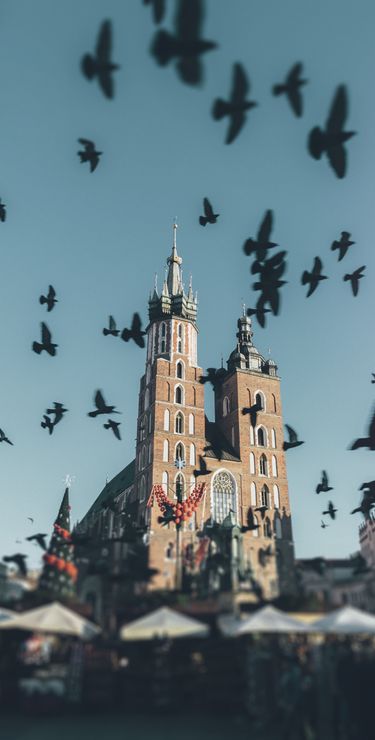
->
[0,0,374,568]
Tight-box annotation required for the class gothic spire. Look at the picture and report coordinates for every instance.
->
[167,222,182,295]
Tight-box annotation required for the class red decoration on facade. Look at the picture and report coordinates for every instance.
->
[147,483,206,527]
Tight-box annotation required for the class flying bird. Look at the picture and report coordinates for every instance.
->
[193,455,212,478]
[241,401,261,428]
[26,533,48,551]
[103,419,121,440]
[199,197,219,226]
[121,313,146,348]
[343,266,366,296]
[3,554,28,577]
[212,63,257,144]
[322,501,337,520]
[151,0,217,86]
[0,199,7,222]
[243,210,277,261]
[0,428,13,445]
[81,19,119,99]
[254,505,268,520]
[331,231,355,262]
[88,390,120,418]
[371,374,375,384]
[103,315,120,337]
[199,367,227,390]
[46,403,68,426]
[272,62,307,117]
[301,256,328,297]
[350,408,375,451]
[247,305,271,329]
[39,285,57,312]
[144,0,166,24]
[241,507,261,533]
[283,424,304,451]
[316,470,333,494]
[321,520,329,529]
[41,415,54,435]
[308,85,356,178]
[351,497,375,518]
[77,139,102,172]
[32,323,58,356]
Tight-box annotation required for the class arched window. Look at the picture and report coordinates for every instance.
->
[188,413,194,435]
[259,454,268,476]
[275,517,282,538]
[162,471,168,494]
[272,394,277,413]
[139,476,146,502]
[271,429,276,448]
[250,425,255,445]
[160,322,166,353]
[175,442,185,462]
[175,385,183,404]
[223,396,230,417]
[250,482,257,507]
[193,386,197,406]
[255,391,265,411]
[148,413,152,433]
[144,388,150,410]
[175,411,184,434]
[141,445,147,469]
[163,439,169,462]
[176,361,184,379]
[261,485,269,508]
[272,455,278,477]
[177,323,184,353]
[148,443,152,463]
[263,516,272,538]
[175,473,185,498]
[189,443,195,466]
[211,470,237,524]
[273,484,280,509]
[250,452,255,475]
[252,515,259,537]
[164,409,170,432]
[257,427,266,447]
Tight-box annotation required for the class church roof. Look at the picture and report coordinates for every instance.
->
[204,418,241,462]
[85,459,135,518]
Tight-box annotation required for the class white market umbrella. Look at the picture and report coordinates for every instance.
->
[0,601,101,640]
[120,606,209,641]
[236,605,307,635]
[309,606,375,634]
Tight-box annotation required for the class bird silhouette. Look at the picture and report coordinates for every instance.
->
[81,20,119,99]
[199,367,227,390]
[254,505,268,520]
[46,403,68,426]
[321,520,329,529]
[0,428,13,445]
[350,408,375,451]
[322,501,337,520]
[41,415,54,435]
[39,285,57,312]
[121,313,146,348]
[151,0,217,86]
[243,210,277,261]
[241,400,261,427]
[32,323,58,356]
[283,424,304,451]
[351,497,375,518]
[241,507,261,533]
[77,139,102,172]
[103,315,119,337]
[252,251,288,317]
[199,197,219,226]
[88,390,120,418]
[371,374,375,384]
[308,85,356,178]
[0,199,7,222]
[144,0,166,24]
[331,231,354,262]
[193,455,212,477]
[212,63,257,144]
[27,517,34,524]
[246,304,271,328]
[103,419,121,440]
[272,62,307,117]
[359,480,375,497]
[3,553,28,577]
[343,265,366,296]
[316,470,333,494]
[26,533,48,551]
[301,256,328,297]
[158,502,176,527]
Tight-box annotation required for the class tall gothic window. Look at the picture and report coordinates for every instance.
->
[257,427,266,446]
[273,484,280,509]
[250,452,255,475]
[162,471,168,494]
[188,413,194,435]
[271,429,276,448]
[175,473,185,498]
[261,484,269,508]
[175,442,185,461]
[272,455,278,477]
[223,396,230,416]
[211,470,237,524]
[255,391,265,411]
[139,476,146,502]
[259,454,268,476]
[175,412,184,434]
[163,439,169,462]
[176,361,184,379]
[250,482,257,507]
[263,517,272,538]
[272,394,277,413]
[160,322,166,353]
[164,409,170,432]
[175,385,183,404]
[177,323,184,353]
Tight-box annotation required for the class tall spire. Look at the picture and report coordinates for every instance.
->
[167,221,182,295]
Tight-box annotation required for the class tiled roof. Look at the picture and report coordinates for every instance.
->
[204,417,241,462]
[84,459,135,519]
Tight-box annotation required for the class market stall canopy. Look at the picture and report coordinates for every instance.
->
[217,613,244,637]
[0,607,15,622]
[236,606,307,635]
[0,601,101,639]
[309,606,375,634]
[120,607,209,641]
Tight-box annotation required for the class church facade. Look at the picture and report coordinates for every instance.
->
[77,226,295,601]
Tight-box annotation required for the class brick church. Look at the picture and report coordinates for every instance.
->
[77,225,295,604]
